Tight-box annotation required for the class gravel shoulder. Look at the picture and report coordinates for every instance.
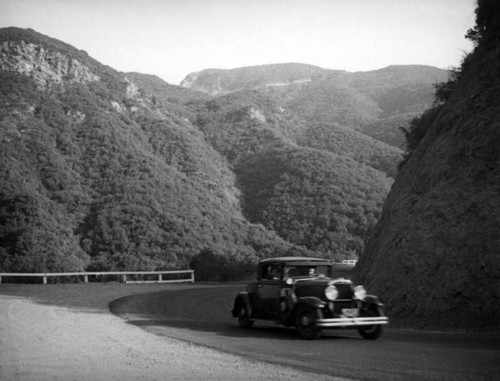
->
[0,283,346,381]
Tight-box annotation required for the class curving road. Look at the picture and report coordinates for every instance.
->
[1,283,341,381]
[110,284,500,381]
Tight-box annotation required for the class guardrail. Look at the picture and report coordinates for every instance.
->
[0,270,195,285]
[338,260,358,265]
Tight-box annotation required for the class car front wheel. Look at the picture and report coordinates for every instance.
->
[236,302,254,329]
[295,306,323,340]
[357,308,383,340]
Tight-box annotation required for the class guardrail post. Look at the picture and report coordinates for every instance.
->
[43,276,47,285]
[159,274,163,282]
[84,275,88,283]
[123,274,127,283]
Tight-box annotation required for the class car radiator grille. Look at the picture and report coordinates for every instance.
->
[335,283,354,299]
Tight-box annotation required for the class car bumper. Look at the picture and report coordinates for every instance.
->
[316,316,389,327]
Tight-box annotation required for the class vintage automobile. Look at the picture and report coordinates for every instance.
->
[231,257,388,340]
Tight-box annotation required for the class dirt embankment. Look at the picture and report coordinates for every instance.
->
[356,11,500,330]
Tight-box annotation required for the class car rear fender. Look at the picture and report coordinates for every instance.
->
[232,292,253,317]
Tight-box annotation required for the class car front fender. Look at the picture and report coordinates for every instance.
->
[296,296,326,310]
[364,295,382,306]
[361,295,385,316]
[231,292,253,317]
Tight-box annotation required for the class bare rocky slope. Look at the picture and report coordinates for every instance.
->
[356,0,500,330]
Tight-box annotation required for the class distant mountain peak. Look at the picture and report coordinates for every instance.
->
[180,62,326,95]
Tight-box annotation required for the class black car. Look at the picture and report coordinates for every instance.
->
[232,257,388,339]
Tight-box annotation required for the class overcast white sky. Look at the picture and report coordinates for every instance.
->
[1,0,476,85]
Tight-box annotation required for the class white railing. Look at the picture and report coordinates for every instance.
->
[0,270,195,285]
[341,260,358,265]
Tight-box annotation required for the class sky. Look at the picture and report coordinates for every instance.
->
[1,0,477,85]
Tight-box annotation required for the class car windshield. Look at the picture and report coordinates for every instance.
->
[284,265,331,278]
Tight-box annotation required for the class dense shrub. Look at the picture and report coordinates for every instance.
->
[189,249,257,281]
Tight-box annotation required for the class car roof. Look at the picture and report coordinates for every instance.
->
[259,257,331,264]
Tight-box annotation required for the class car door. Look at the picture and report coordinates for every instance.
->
[252,263,282,318]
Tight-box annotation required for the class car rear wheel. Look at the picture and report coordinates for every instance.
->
[357,308,383,340]
[236,302,254,329]
[295,306,323,340]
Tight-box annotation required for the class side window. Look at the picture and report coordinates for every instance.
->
[261,264,281,280]
[284,266,297,278]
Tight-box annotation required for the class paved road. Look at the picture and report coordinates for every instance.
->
[110,284,500,381]
[0,284,341,381]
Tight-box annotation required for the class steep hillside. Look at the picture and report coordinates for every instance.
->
[299,122,402,178]
[190,89,401,178]
[360,113,418,148]
[236,144,392,256]
[280,71,382,129]
[0,27,297,274]
[356,0,500,330]
[190,91,394,257]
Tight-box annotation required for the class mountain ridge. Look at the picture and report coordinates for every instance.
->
[181,62,448,149]
[180,63,445,95]
[180,62,326,95]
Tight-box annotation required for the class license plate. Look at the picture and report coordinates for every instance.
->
[341,308,358,318]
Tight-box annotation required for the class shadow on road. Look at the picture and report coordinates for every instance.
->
[125,318,361,341]
[109,284,364,342]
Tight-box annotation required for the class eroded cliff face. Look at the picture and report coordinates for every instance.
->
[0,40,100,89]
[0,36,166,123]
[356,30,500,329]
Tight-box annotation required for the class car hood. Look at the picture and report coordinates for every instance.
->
[293,277,354,300]
[292,277,352,286]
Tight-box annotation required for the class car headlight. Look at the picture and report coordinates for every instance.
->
[354,285,366,300]
[325,285,338,301]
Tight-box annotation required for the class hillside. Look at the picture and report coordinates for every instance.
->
[186,89,396,255]
[181,63,449,149]
[0,26,409,276]
[235,145,392,256]
[356,0,500,330]
[0,27,299,275]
